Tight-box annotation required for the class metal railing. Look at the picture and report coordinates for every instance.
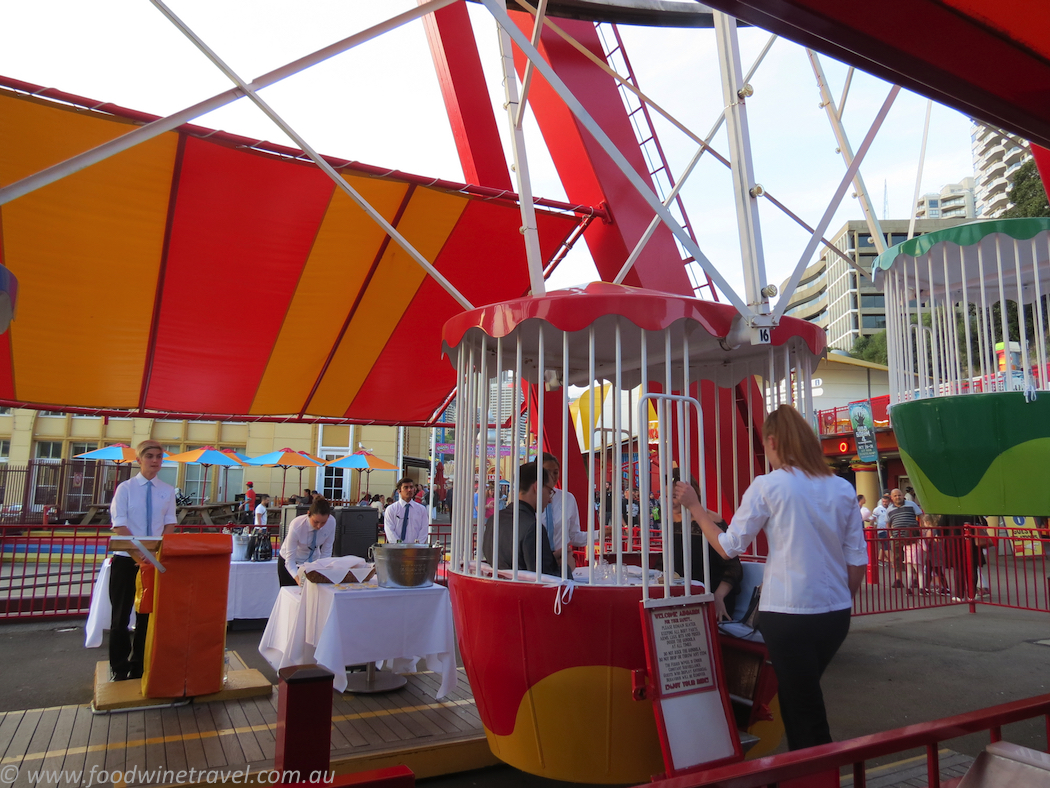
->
[1,520,1045,621]
[643,692,1050,788]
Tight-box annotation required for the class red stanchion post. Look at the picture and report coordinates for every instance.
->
[866,530,879,585]
[965,524,977,614]
[275,665,335,782]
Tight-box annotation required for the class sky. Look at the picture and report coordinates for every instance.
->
[0,0,980,308]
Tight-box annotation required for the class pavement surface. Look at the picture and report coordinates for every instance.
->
[1,601,1047,786]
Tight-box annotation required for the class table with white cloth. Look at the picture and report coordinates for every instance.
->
[85,557,281,647]
[258,581,458,697]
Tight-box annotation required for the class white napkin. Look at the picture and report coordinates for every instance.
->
[300,555,373,583]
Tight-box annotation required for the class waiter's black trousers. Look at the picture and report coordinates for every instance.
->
[109,555,149,679]
[758,608,851,751]
[277,555,297,587]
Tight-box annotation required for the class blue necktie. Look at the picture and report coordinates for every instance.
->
[307,527,318,562]
[145,479,153,537]
[545,502,555,544]
[400,502,411,542]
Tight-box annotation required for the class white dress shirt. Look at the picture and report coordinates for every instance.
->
[384,498,430,544]
[540,488,587,551]
[111,472,177,557]
[718,468,868,615]
[279,514,336,578]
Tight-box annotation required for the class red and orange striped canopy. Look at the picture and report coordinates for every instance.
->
[0,78,586,425]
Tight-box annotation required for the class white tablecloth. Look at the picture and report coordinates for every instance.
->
[258,582,458,697]
[85,558,281,647]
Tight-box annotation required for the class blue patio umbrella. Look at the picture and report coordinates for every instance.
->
[325,451,398,497]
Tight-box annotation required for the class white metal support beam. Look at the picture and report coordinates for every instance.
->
[497,24,545,295]
[808,49,888,255]
[773,86,900,321]
[714,13,769,326]
[0,0,460,208]
[150,0,474,311]
[480,0,751,317]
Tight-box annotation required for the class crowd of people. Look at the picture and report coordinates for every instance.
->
[861,488,993,599]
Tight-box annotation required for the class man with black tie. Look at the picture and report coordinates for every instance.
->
[109,440,177,681]
[384,478,430,544]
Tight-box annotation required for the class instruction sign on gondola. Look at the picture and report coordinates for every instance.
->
[650,603,713,696]
[640,598,741,774]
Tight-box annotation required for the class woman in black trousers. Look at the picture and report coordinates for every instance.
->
[675,405,868,750]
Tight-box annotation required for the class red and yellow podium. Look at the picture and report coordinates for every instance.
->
[93,533,271,712]
[142,534,231,697]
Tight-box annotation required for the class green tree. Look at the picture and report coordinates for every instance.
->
[1001,159,1050,218]
[849,331,888,365]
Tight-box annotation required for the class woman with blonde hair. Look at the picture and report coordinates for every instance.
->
[674,404,867,751]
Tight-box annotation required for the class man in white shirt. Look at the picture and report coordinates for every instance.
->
[541,453,587,571]
[278,498,336,586]
[254,494,270,525]
[109,440,177,681]
[384,478,430,544]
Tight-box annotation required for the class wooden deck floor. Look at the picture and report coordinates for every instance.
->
[0,655,488,788]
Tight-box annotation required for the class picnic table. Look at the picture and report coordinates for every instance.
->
[176,502,239,526]
[79,502,111,525]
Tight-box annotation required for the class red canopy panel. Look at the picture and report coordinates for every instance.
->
[0,80,587,424]
[694,0,1050,149]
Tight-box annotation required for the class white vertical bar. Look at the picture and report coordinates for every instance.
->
[587,328,596,584]
[995,237,1013,388]
[1032,236,1048,390]
[535,328,545,579]
[511,334,523,581]
[960,249,974,385]
[977,246,992,391]
[614,322,623,582]
[1014,238,1032,387]
[640,329,650,576]
[560,330,569,579]
[682,335,694,596]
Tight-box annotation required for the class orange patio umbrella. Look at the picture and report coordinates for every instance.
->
[325,450,399,497]
[164,446,245,504]
[246,449,325,503]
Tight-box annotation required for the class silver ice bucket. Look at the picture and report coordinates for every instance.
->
[370,543,441,589]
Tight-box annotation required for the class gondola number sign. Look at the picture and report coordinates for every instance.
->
[751,326,771,344]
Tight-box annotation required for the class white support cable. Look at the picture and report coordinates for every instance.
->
[1014,238,1032,389]
[807,49,887,256]
[772,86,900,321]
[480,0,751,316]
[514,0,549,130]
[613,32,777,288]
[0,0,460,208]
[535,328,546,579]
[907,100,934,242]
[150,0,475,311]
[836,67,854,121]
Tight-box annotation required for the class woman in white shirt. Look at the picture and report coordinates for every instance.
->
[675,405,867,751]
[277,498,336,587]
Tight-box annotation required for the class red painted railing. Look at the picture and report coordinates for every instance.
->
[643,693,1050,788]
[1,522,1046,620]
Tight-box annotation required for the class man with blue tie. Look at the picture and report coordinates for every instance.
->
[384,478,430,544]
[109,440,177,681]
[278,497,336,586]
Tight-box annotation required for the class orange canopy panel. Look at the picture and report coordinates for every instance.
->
[698,0,1050,150]
[0,79,588,424]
